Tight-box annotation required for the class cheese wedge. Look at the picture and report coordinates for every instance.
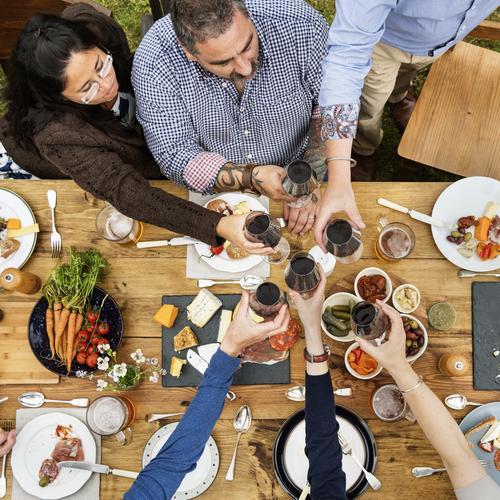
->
[217,309,233,342]
[173,326,198,352]
[484,201,499,219]
[187,289,222,328]
[154,304,179,328]
[170,356,187,378]
[7,223,39,238]
[481,419,500,444]
[6,219,21,230]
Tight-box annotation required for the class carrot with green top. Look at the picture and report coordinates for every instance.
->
[66,311,78,373]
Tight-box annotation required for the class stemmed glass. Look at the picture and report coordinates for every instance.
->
[282,160,319,208]
[323,219,363,264]
[249,282,287,319]
[244,211,290,264]
[284,252,321,298]
[350,301,389,344]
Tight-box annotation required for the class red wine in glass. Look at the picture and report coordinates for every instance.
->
[282,161,319,208]
[284,252,320,297]
[324,219,363,264]
[249,282,286,318]
[350,301,388,342]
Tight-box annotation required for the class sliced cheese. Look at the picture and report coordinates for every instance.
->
[6,218,21,230]
[484,201,499,219]
[217,309,233,342]
[233,201,251,215]
[7,223,39,238]
[480,419,500,444]
[187,289,222,328]
[153,304,179,328]
[173,326,198,352]
[170,356,187,378]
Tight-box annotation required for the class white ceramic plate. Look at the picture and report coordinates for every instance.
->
[431,177,500,272]
[195,193,265,273]
[11,413,96,499]
[282,415,367,491]
[142,422,219,499]
[0,187,37,274]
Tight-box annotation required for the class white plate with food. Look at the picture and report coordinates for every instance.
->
[142,422,219,499]
[11,412,96,499]
[195,193,266,273]
[460,402,500,485]
[431,177,500,272]
[0,187,37,273]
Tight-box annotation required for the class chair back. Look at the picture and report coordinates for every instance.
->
[149,0,171,21]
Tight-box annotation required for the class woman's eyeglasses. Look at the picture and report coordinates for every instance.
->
[81,53,114,105]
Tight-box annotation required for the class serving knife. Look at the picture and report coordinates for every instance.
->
[377,198,445,228]
[58,461,138,479]
[136,236,199,249]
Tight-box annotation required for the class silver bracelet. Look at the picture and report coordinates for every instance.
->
[399,375,424,394]
[326,156,357,168]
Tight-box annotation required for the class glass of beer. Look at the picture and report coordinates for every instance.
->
[284,252,321,298]
[371,384,416,423]
[375,219,415,262]
[249,282,287,319]
[281,160,319,208]
[323,219,363,264]
[96,205,143,244]
[86,395,135,445]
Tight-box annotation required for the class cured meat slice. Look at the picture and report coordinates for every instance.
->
[241,340,288,364]
[51,437,83,462]
[269,319,302,351]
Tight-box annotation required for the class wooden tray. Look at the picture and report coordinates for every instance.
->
[0,302,59,385]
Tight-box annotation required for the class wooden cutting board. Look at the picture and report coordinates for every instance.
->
[0,301,59,384]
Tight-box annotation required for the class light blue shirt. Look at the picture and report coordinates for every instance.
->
[319,0,499,108]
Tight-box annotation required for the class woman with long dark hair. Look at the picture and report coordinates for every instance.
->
[0,3,265,250]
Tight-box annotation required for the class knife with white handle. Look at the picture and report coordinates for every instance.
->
[58,461,138,479]
[377,198,445,228]
[137,237,199,249]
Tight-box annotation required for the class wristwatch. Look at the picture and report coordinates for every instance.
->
[241,164,259,194]
[303,344,330,363]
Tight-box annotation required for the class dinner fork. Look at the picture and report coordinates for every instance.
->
[47,190,62,259]
[0,421,15,498]
[338,433,381,490]
[412,460,489,477]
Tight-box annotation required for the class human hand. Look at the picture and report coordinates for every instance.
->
[355,301,409,375]
[252,166,295,201]
[216,215,272,255]
[284,188,320,235]
[0,426,16,456]
[313,182,365,252]
[220,290,290,357]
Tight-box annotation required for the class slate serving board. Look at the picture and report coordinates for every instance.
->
[161,294,290,387]
[472,282,500,390]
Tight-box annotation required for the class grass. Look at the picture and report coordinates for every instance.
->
[1,1,498,181]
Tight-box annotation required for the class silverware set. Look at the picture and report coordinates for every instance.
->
[47,189,62,259]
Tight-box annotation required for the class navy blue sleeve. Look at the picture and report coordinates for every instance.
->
[305,372,347,499]
[124,349,240,500]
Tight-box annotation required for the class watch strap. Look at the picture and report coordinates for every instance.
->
[241,164,259,193]
[304,344,330,363]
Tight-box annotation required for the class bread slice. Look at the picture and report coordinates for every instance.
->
[173,326,198,352]
[465,416,497,447]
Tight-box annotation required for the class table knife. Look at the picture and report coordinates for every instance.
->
[186,349,209,375]
[136,237,199,249]
[377,198,445,228]
[58,461,138,479]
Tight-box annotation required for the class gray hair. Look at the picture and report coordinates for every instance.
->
[171,0,249,54]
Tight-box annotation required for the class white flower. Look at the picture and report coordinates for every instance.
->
[75,370,87,378]
[149,372,159,383]
[97,356,110,371]
[131,349,146,364]
[112,363,128,379]
[160,369,167,376]
[96,379,108,391]
[150,357,158,366]
[97,343,110,354]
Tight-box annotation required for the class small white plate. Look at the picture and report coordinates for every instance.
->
[11,412,96,499]
[142,422,219,499]
[431,177,500,272]
[0,187,37,274]
[195,193,266,274]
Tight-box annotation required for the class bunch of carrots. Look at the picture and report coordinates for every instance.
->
[42,248,108,374]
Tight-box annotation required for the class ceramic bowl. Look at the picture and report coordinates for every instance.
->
[344,342,383,380]
[354,267,392,303]
[321,292,360,343]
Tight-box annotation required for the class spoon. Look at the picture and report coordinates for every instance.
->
[444,394,482,410]
[286,385,352,402]
[145,412,185,423]
[198,275,264,290]
[0,397,8,405]
[225,405,252,481]
[18,392,89,408]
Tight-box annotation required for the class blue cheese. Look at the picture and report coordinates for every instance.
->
[187,289,222,328]
[217,309,233,342]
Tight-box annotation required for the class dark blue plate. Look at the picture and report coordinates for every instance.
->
[28,287,123,377]
[273,406,377,499]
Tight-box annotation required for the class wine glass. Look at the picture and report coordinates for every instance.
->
[284,252,321,298]
[350,301,389,343]
[244,211,290,264]
[282,160,319,208]
[249,282,287,318]
[323,219,363,264]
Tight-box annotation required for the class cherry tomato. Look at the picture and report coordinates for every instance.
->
[77,331,90,342]
[76,352,87,365]
[75,341,87,352]
[86,352,98,368]
[97,322,110,335]
[96,338,108,346]
[87,345,95,355]
[210,245,224,255]
[85,323,96,333]
[86,310,98,323]
[90,335,100,345]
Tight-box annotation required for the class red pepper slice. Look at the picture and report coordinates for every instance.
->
[210,245,224,255]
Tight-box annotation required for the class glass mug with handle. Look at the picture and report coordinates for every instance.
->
[96,204,144,244]
[375,218,415,262]
[86,395,135,445]
[371,384,416,423]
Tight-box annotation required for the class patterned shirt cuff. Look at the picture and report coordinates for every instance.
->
[183,152,227,193]
[320,103,359,141]
[311,105,321,120]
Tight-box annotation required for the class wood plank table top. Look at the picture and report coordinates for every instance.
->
[1,180,499,500]
[398,41,500,179]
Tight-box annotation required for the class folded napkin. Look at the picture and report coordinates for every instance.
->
[186,192,271,280]
[12,408,101,500]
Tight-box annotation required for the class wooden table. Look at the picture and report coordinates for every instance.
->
[1,180,498,499]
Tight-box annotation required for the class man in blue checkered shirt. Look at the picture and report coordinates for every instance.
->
[132,0,328,235]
